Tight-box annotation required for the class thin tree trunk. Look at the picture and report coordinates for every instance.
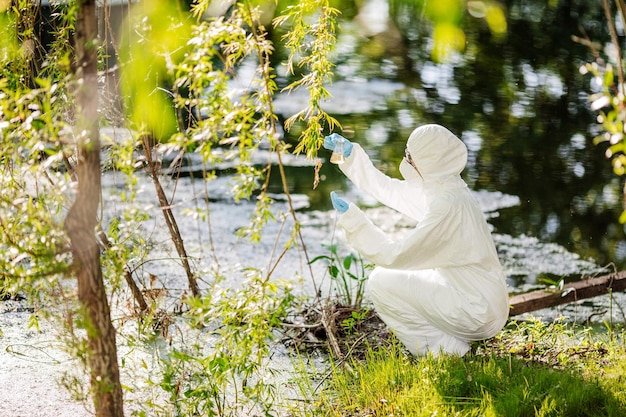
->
[64,1,124,415]
[66,152,149,314]
[141,135,200,298]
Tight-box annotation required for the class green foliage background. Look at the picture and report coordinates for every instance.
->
[1,0,622,415]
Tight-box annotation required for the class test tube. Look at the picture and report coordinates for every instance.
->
[330,136,345,164]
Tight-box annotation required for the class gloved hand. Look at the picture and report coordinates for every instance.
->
[323,133,353,157]
[330,191,349,214]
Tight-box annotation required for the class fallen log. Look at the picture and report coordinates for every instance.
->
[509,270,626,316]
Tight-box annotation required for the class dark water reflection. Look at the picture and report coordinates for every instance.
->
[269,0,626,273]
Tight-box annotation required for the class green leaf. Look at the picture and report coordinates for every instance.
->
[309,254,331,264]
[604,64,614,87]
[343,253,354,270]
[329,265,339,279]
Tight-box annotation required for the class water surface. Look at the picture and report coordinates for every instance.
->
[268,0,625,278]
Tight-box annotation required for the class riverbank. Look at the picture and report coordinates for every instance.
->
[0,169,622,416]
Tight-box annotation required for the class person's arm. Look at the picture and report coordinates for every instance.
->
[339,143,426,220]
[338,194,464,270]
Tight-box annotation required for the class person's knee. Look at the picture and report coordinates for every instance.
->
[366,268,387,301]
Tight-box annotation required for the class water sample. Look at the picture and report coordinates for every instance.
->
[330,136,345,164]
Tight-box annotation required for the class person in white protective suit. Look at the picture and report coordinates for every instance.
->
[324,124,509,356]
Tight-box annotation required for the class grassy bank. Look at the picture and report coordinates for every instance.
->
[303,318,626,417]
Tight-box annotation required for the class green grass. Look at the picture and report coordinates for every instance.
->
[310,319,626,417]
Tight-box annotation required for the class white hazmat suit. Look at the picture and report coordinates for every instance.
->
[334,124,509,356]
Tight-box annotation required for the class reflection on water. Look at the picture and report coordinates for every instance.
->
[269,0,625,274]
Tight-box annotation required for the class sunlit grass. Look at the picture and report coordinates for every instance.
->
[310,319,626,417]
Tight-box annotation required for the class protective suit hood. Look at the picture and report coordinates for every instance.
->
[406,124,467,182]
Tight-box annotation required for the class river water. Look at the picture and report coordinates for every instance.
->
[140,0,626,302]
[265,0,626,279]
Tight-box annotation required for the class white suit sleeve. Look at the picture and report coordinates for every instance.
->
[337,194,463,270]
[339,143,427,220]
